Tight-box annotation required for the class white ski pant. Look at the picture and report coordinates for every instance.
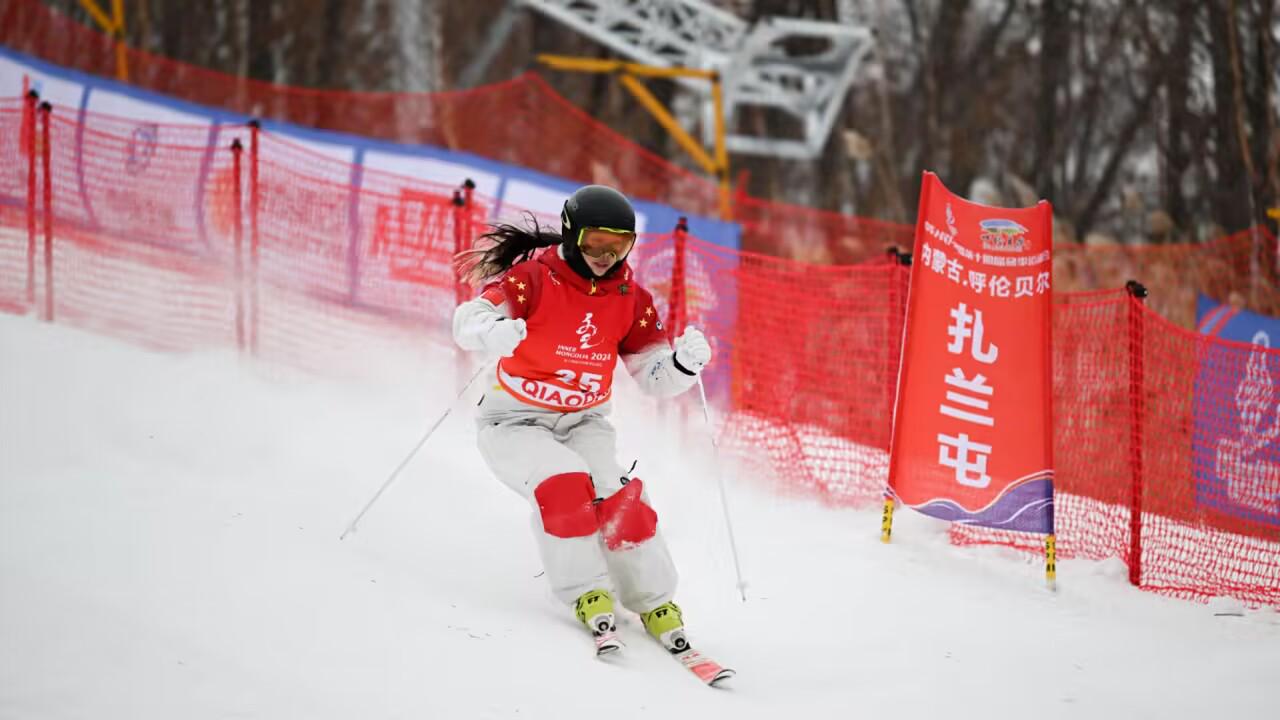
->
[476,392,677,613]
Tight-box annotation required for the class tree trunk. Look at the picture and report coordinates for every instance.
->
[1032,0,1066,200]
[1163,0,1195,232]
[1077,79,1160,237]
[1206,0,1252,232]
[1247,0,1279,217]
[925,0,970,182]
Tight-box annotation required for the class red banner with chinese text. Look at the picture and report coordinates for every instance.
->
[888,172,1054,533]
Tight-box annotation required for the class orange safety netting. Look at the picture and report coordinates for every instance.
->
[0,0,915,265]
[5,98,1278,606]
[1054,230,1280,329]
[952,290,1280,606]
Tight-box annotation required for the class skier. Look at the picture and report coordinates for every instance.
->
[452,185,712,657]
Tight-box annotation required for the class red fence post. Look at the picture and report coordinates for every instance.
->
[451,178,478,306]
[24,90,37,308]
[451,178,478,394]
[461,178,474,210]
[39,101,52,323]
[1125,279,1148,587]
[451,192,465,305]
[886,247,911,400]
[248,120,261,354]
[887,247,911,422]
[666,216,688,342]
[231,138,245,351]
[462,178,475,307]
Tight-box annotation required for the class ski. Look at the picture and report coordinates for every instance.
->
[672,647,735,686]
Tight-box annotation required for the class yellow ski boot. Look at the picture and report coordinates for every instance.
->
[574,589,622,655]
[641,601,689,654]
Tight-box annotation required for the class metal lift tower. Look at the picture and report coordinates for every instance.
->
[465,0,875,160]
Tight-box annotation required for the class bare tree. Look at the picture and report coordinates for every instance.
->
[25,0,1280,243]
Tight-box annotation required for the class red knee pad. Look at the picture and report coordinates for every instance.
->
[534,472,598,538]
[595,478,658,550]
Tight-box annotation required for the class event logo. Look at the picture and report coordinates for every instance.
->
[979,219,1029,253]
[126,122,159,175]
[576,312,601,350]
[1192,295,1280,527]
[1214,331,1280,516]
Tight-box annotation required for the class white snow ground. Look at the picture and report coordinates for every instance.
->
[2,311,1278,720]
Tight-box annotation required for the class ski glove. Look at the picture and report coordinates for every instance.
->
[485,317,527,357]
[672,326,712,375]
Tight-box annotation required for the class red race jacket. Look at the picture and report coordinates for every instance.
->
[479,247,666,412]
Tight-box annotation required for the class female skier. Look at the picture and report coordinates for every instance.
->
[452,185,712,656]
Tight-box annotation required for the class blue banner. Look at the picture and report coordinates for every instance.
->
[0,44,742,408]
[1192,295,1280,527]
[0,46,741,252]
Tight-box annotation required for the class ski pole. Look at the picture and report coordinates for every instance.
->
[340,363,487,540]
[695,376,748,602]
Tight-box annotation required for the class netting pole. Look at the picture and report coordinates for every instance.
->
[666,216,688,342]
[248,120,261,355]
[230,138,245,351]
[461,178,475,245]
[24,89,37,309]
[1041,203,1057,592]
[39,101,52,323]
[451,182,472,395]
[461,177,476,305]
[453,184,468,304]
[881,248,911,543]
[1125,280,1148,588]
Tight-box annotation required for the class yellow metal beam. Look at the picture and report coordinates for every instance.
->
[537,54,626,74]
[620,64,717,81]
[618,74,718,176]
[536,54,733,220]
[111,0,129,81]
[78,0,128,81]
[77,0,113,32]
[710,75,730,219]
[1268,208,1280,220]
[536,54,717,81]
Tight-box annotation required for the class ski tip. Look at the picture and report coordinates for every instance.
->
[707,668,736,687]
[675,648,736,686]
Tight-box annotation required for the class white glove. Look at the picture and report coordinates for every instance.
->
[673,326,712,375]
[484,317,527,357]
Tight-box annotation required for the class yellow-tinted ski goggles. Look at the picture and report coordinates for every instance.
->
[577,227,637,259]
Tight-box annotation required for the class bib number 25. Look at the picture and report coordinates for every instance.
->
[554,369,603,393]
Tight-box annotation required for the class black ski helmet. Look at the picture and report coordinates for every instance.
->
[560,184,636,280]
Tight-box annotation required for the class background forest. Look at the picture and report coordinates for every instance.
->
[28,0,1280,248]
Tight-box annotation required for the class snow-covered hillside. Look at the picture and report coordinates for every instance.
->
[1,313,1276,719]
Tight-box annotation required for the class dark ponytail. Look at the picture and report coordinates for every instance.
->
[454,212,561,286]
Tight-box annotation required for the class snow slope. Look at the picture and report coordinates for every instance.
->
[1,312,1277,719]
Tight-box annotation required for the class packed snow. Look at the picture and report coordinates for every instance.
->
[2,312,1277,719]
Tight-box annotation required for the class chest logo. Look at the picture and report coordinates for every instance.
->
[577,312,601,350]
